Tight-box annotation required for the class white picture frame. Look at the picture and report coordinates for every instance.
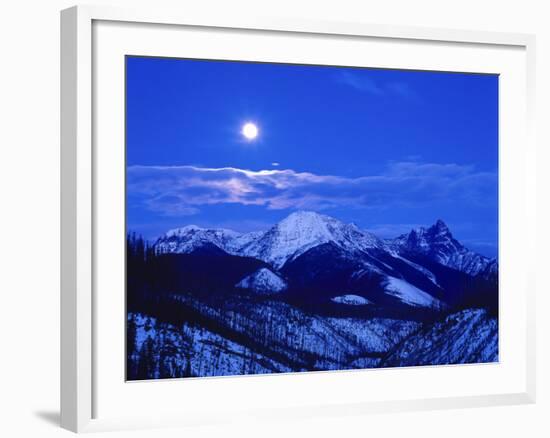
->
[60,4,537,433]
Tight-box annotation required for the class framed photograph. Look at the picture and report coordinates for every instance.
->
[61,5,536,433]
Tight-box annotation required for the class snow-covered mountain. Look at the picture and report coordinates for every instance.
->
[386,219,497,277]
[155,214,495,278]
[240,211,384,268]
[154,211,384,268]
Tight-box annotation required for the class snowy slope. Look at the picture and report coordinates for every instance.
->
[167,293,422,370]
[327,317,419,354]
[127,292,497,379]
[128,313,292,379]
[235,268,287,294]
[230,231,265,252]
[384,276,444,309]
[394,255,440,286]
[380,309,498,367]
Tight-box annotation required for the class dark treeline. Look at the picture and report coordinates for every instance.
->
[127,232,159,312]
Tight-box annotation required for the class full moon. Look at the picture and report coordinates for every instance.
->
[242,122,259,140]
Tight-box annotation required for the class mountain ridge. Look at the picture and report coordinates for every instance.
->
[154,211,496,277]
[150,211,497,312]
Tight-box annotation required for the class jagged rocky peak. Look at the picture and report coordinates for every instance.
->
[396,219,458,251]
[390,220,496,277]
[428,219,455,240]
[430,219,452,235]
[408,219,452,240]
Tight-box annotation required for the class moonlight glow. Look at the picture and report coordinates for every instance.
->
[242,122,259,140]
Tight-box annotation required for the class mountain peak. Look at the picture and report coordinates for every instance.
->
[280,210,331,224]
[431,219,450,233]
[406,220,452,242]
[156,225,243,255]
[275,210,343,243]
[165,224,204,237]
[240,211,382,268]
[288,210,324,217]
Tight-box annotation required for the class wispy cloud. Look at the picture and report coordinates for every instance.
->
[337,71,383,95]
[386,81,418,99]
[127,162,497,217]
[336,71,419,100]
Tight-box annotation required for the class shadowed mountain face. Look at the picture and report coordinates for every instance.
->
[127,211,498,380]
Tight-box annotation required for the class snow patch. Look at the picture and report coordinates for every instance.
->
[331,294,372,306]
[236,268,287,294]
[384,277,443,309]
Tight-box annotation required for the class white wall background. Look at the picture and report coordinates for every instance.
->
[0,1,547,436]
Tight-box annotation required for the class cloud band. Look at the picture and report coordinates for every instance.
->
[126,161,496,217]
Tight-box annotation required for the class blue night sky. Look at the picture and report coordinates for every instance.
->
[126,56,498,257]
